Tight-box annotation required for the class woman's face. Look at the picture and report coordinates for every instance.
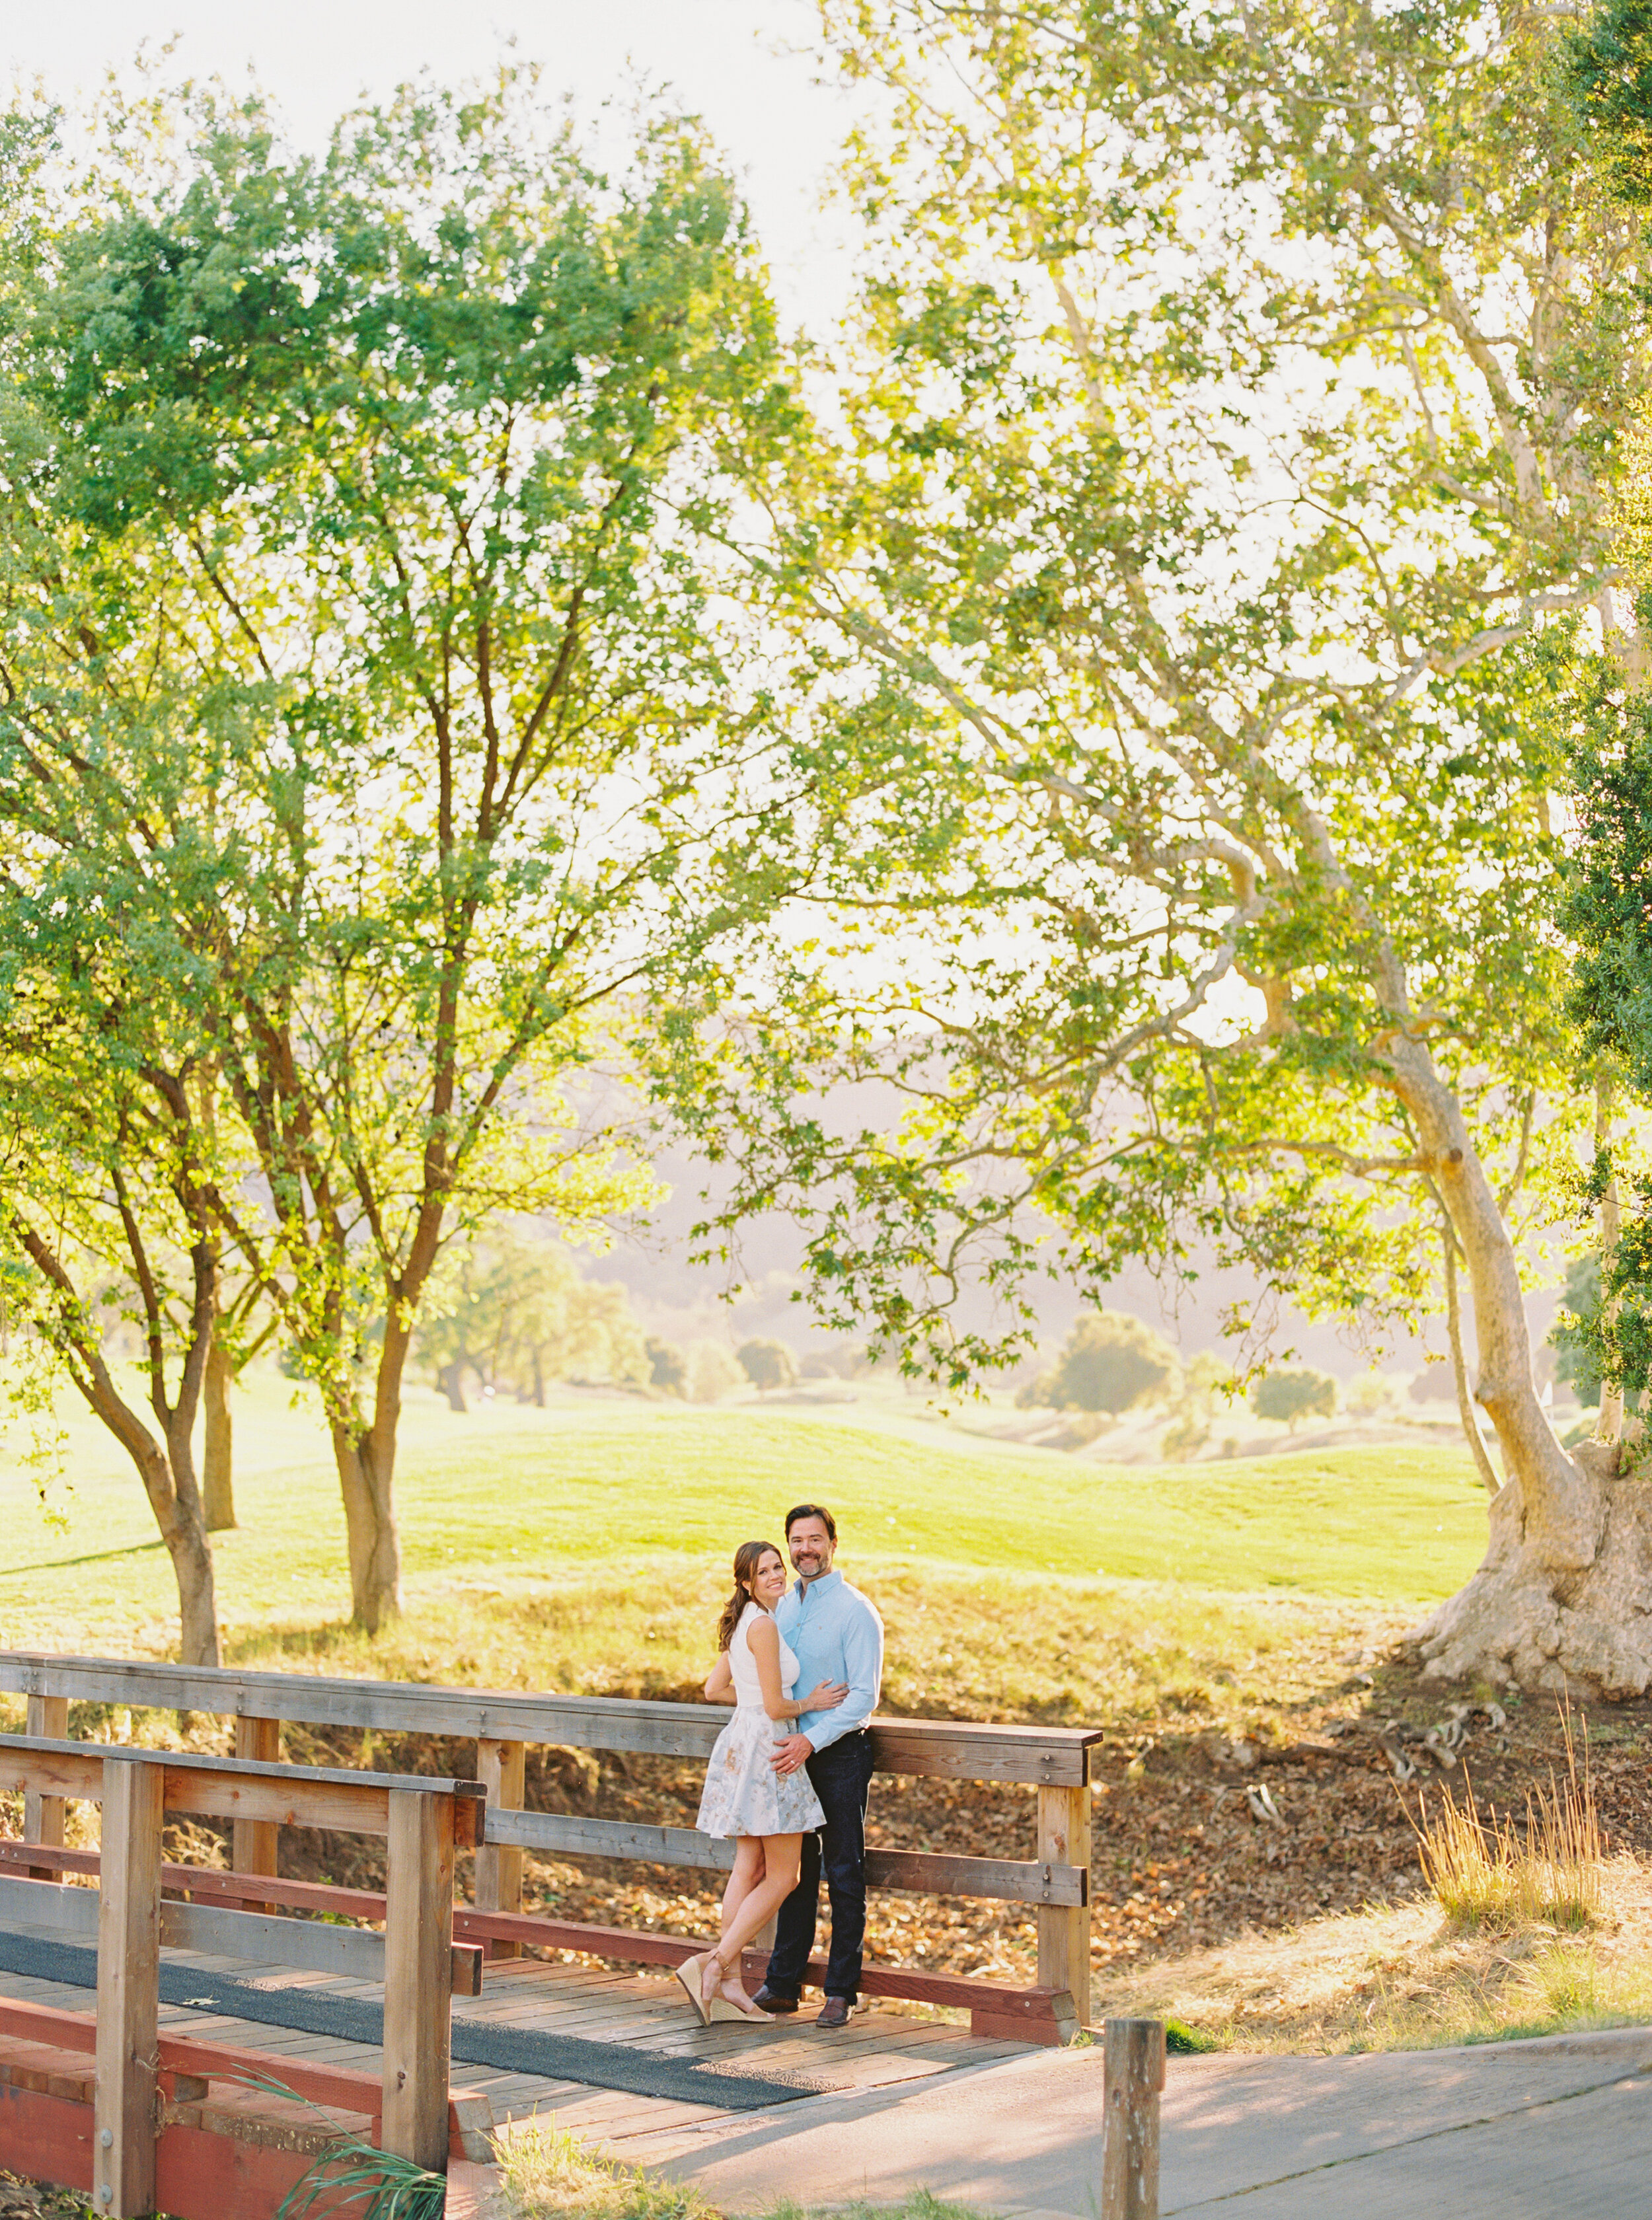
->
[751,1548,788,1609]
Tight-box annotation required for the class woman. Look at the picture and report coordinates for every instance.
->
[680,1539,848,2022]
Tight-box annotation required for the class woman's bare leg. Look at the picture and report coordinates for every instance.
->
[712,1833,803,2005]
[702,1839,767,2001]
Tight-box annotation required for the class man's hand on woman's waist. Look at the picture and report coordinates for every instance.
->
[770,1732,813,1776]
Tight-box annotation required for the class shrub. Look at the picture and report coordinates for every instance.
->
[737,1337,798,1393]
[1250,1367,1337,1431]
[1047,1310,1178,1415]
[686,1341,744,1404]
[645,1337,688,1396]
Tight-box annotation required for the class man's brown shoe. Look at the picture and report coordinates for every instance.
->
[751,1987,799,2014]
[815,1997,853,2028]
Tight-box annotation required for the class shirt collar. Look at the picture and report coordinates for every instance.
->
[794,1569,843,1600]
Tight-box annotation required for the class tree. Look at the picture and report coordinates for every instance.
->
[1046,1310,1177,1416]
[675,0,1652,1687]
[646,1337,689,1396]
[417,1234,647,1407]
[0,985,221,1661]
[0,73,797,1628]
[687,1339,745,1403]
[737,1337,798,1393]
[1251,1368,1338,1433]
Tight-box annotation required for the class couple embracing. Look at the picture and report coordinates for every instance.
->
[677,1504,883,2026]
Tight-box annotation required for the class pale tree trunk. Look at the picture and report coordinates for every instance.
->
[1441,1223,1501,1497]
[203,1335,236,1531]
[1595,1073,1625,1446]
[437,1360,469,1415]
[1382,1041,1652,1694]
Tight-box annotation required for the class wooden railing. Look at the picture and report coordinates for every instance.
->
[0,1650,1102,2042]
[0,1730,481,2217]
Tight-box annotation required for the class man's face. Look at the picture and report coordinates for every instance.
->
[787,1516,835,1581]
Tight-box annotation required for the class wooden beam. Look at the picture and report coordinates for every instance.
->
[382,1787,453,2170]
[1035,1783,1091,2040]
[474,1738,525,1960]
[230,1717,280,1885]
[0,1994,484,2142]
[96,1754,163,2220]
[0,1736,484,1840]
[22,1694,69,1878]
[485,1807,1086,1905]
[1102,2018,1166,2220]
[0,1652,1101,1783]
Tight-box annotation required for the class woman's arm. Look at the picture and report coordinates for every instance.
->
[703,1652,734,1703]
[747,1615,806,1721]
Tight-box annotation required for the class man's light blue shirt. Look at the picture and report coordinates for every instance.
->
[774,1569,883,1755]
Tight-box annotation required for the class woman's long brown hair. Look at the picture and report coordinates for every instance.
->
[717,1540,780,1651]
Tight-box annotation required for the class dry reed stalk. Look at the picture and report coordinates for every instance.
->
[1415,1700,1603,1933]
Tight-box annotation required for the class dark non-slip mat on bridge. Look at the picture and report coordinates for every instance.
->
[0,1929,828,2111]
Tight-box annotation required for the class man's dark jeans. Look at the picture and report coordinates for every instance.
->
[763,1730,875,2003]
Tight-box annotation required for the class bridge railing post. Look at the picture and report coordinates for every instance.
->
[474,1737,525,1959]
[1036,1779,1092,2034]
[95,1754,163,2220]
[22,1691,69,1878]
[230,1715,282,1898]
[383,1785,455,2169]
[1102,2016,1166,2220]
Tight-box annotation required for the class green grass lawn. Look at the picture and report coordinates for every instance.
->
[0,1371,1488,1664]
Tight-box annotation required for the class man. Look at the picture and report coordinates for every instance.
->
[755,1502,884,2028]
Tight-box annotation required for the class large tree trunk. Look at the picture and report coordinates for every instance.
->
[155,1462,221,1668]
[203,1337,236,1531]
[437,1360,469,1415]
[1384,1042,1652,1694]
[332,1423,403,1633]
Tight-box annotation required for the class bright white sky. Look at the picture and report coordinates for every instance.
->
[3,1,859,325]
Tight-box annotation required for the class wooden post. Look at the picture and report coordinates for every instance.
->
[474,1738,525,1960]
[1101,2018,1166,2220]
[23,1693,69,1878]
[1035,1782,1092,2034]
[383,1787,454,2170]
[230,1716,281,1892]
[96,1756,164,2220]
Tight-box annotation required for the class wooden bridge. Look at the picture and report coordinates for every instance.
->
[0,1650,1102,2217]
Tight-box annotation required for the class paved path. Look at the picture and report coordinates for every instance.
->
[622,2025,1652,2218]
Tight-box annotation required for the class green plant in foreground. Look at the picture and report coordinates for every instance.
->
[204,2071,447,2220]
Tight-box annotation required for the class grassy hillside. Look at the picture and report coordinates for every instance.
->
[0,1373,1489,1667]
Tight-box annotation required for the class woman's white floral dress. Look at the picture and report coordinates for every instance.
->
[696,1602,827,1838]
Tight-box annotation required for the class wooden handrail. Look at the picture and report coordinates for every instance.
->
[0,1650,1100,1784]
[0,1645,1099,2052]
[0,1732,484,1845]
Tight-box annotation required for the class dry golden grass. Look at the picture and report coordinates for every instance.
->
[494,2124,985,2220]
[1092,1842,1652,2055]
[1415,1710,1603,1935]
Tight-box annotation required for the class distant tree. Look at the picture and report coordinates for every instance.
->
[416,1236,646,1409]
[1159,1350,1234,1460]
[1047,1312,1178,1417]
[1344,1372,1399,1418]
[688,1342,745,1403]
[737,1338,798,1394]
[1408,1364,1460,1407]
[1251,1369,1337,1433]
[646,1339,690,1397]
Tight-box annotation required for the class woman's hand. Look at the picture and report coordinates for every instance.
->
[800,1680,849,1712]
